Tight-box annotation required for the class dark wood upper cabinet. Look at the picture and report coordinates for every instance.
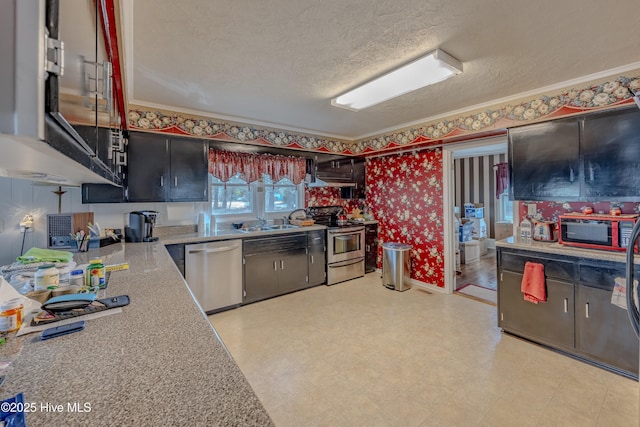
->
[127,132,170,202]
[127,132,207,202]
[509,107,640,201]
[169,138,208,202]
[581,108,640,200]
[509,118,581,200]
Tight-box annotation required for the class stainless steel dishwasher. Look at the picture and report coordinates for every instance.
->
[185,239,243,314]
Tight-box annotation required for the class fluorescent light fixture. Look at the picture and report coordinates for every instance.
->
[331,48,463,111]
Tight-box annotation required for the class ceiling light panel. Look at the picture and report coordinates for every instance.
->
[332,48,463,111]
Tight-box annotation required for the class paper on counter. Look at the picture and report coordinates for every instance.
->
[0,277,41,315]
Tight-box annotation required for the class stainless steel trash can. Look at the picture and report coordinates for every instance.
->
[382,242,411,291]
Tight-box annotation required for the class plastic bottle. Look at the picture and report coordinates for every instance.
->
[69,269,85,288]
[0,299,24,333]
[86,258,106,289]
[34,265,60,291]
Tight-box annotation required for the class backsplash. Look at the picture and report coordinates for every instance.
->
[305,187,363,212]
[518,200,640,223]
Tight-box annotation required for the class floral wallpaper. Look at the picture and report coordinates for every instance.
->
[366,149,445,287]
[517,201,640,224]
[128,74,640,157]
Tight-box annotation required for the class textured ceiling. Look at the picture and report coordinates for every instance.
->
[126,0,640,139]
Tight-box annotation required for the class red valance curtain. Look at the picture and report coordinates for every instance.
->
[495,162,509,198]
[208,149,307,184]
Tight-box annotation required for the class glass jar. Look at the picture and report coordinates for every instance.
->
[86,258,106,289]
[69,269,85,288]
[34,264,60,291]
[0,298,24,333]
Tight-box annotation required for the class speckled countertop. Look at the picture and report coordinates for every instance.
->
[0,242,274,426]
[496,235,638,263]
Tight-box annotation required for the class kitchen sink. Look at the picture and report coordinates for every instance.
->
[266,224,299,230]
[238,224,300,233]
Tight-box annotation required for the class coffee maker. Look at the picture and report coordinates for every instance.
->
[125,211,159,242]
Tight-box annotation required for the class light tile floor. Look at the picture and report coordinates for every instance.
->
[210,273,640,426]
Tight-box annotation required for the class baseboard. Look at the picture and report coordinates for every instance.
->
[409,278,448,294]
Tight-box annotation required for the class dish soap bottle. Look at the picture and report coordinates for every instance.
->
[520,216,532,241]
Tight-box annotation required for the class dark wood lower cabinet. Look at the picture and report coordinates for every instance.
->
[243,231,325,304]
[498,247,639,378]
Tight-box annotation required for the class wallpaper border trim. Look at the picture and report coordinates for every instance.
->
[128,71,640,156]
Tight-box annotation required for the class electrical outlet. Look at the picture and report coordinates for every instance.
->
[527,203,537,216]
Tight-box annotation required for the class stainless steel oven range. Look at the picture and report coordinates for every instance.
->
[307,206,365,285]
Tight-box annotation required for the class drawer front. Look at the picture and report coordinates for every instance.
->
[500,251,575,282]
[244,234,307,254]
[578,261,625,290]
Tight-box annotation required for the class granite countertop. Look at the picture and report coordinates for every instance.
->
[0,242,273,426]
[162,224,327,245]
[496,235,638,263]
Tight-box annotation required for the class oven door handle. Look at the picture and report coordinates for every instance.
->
[328,259,363,268]
[329,229,364,235]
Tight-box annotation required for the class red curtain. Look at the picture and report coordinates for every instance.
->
[495,162,509,198]
[208,149,306,184]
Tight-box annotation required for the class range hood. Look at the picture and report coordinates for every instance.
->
[306,177,356,188]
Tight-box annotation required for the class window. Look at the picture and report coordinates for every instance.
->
[211,174,253,215]
[497,187,513,222]
[210,173,303,218]
[263,176,299,213]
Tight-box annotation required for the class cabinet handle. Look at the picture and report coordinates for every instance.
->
[310,255,314,264]
[569,168,575,183]
[589,166,595,183]
[585,302,590,319]
[160,176,164,187]
[563,298,568,313]
[85,186,89,199]
[366,244,370,252]
[175,177,178,187]
[273,261,277,271]
[280,260,284,270]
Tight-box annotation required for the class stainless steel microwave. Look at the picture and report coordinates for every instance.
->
[559,214,639,252]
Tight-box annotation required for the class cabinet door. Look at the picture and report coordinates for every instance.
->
[365,224,378,273]
[509,119,580,200]
[499,270,575,349]
[316,157,353,181]
[575,284,639,375]
[352,158,366,199]
[244,253,279,304]
[581,108,640,200]
[127,132,169,202]
[169,137,208,201]
[277,248,309,293]
[308,244,326,286]
[81,183,124,204]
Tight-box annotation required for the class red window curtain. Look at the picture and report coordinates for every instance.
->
[208,149,306,184]
[495,162,509,198]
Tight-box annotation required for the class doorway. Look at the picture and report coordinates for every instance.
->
[442,136,510,295]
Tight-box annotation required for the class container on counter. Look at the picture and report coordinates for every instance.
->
[519,217,532,240]
[0,298,24,333]
[69,269,85,288]
[34,264,60,291]
[86,258,106,289]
